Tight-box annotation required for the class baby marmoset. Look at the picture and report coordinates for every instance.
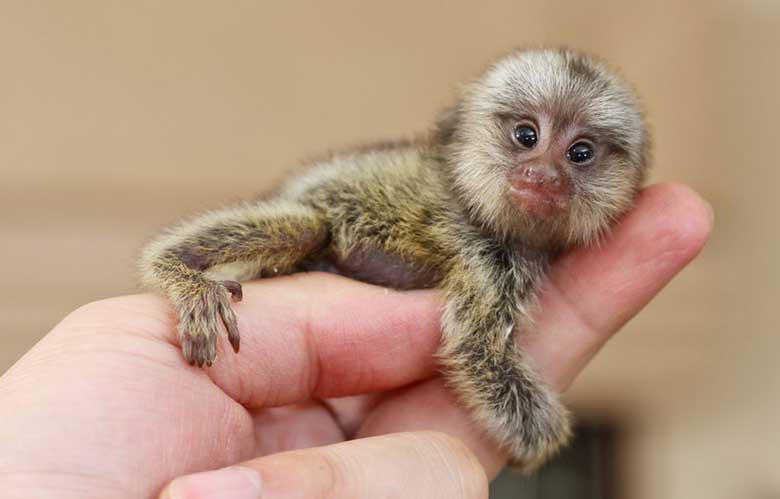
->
[140,48,650,470]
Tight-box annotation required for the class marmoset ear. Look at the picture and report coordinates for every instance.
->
[433,105,462,146]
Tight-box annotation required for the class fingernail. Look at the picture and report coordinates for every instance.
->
[164,466,262,499]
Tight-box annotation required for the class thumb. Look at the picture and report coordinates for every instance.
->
[160,432,487,499]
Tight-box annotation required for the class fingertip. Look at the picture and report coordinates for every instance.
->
[642,182,714,259]
[593,182,713,274]
[528,183,712,389]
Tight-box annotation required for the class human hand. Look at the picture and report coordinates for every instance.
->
[0,183,711,499]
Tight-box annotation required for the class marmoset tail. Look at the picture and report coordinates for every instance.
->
[139,47,650,470]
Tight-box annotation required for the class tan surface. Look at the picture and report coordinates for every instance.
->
[1,1,778,497]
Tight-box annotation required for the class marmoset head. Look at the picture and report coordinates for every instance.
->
[437,48,650,248]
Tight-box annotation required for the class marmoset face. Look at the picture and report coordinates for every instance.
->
[443,48,650,247]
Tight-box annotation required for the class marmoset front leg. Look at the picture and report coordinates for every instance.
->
[139,201,328,366]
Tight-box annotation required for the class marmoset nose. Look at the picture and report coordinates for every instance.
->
[520,165,561,188]
[506,163,571,211]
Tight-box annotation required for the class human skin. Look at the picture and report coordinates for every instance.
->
[0,183,712,499]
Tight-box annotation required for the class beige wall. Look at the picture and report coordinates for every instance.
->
[1,1,778,497]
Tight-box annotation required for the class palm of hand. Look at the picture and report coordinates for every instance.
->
[7,276,452,497]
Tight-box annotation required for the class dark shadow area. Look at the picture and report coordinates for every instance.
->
[490,421,618,499]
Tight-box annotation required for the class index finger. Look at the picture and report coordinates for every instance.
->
[174,274,443,409]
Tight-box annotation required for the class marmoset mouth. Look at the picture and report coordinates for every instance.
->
[507,180,570,217]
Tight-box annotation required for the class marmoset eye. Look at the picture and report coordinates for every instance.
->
[513,125,538,148]
[567,142,594,164]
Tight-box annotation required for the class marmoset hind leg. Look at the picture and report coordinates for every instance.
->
[438,248,572,471]
[139,200,329,366]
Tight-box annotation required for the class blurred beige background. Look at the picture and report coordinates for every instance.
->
[1,1,778,497]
